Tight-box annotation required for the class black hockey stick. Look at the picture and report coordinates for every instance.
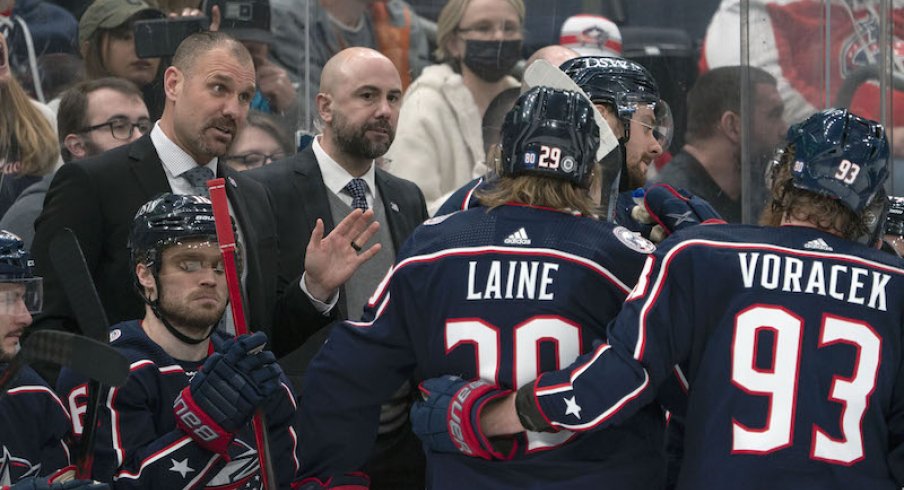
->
[49,228,117,480]
[0,330,129,395]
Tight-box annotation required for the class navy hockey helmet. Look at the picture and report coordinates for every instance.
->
[0,230,42,314]
[787,108,889,214]
[886,196,904,237]
[500,86,601,188]
[129,193,219,269]
[560,56,673,148]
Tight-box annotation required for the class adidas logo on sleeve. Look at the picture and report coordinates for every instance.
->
[504,227,531,245]
[803,238,833,252]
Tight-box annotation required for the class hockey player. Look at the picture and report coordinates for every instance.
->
[415,108,904,489]
[56,194,299,489]
[295,86,672,489]
[0,230,108,489]
[435,56,672,233]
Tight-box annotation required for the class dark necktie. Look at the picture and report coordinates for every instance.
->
[183,166,214,197]
[344,178,369,210]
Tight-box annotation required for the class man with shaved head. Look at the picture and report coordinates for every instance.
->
[31,31,281,353]
[248,47,428,489]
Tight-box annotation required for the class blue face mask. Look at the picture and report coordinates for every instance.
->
[461,39,522,82]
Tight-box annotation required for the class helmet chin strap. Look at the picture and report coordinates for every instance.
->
[138,274,216,346]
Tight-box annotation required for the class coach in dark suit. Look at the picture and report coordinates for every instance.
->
[31,32,278,340]
[248,47,427,490]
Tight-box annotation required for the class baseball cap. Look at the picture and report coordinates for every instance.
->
[204,0,274,45]
[78,0,165,45]
[559,14,623,58]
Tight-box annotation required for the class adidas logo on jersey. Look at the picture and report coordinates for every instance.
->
[504,227,531,245]
[803,238,833,252]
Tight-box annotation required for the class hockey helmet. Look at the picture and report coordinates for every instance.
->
[500,86,600,188]
[129,193,219,269]
[787,108,888,214]
[0,230,42,314]
[560,56,672,148]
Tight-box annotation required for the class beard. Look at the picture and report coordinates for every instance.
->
[331,110,395,160]
[158,285,226,336]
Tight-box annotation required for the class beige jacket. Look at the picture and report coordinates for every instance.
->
[385,63,518,214]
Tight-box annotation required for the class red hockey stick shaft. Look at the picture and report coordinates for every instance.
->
[207,178,276,490]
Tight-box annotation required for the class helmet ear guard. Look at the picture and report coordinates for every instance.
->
[500,86,601,188]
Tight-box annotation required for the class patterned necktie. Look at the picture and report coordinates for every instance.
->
[344,178,369,211]
[182,166,215,197]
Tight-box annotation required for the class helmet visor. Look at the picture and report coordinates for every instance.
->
[0,277,43,315]
[617,94,673,150]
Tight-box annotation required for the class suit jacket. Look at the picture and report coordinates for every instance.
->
[247,146,427,374]
[31,133,278,340]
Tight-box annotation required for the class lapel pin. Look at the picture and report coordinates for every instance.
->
[228,176,238,188]
[390,202,400,212]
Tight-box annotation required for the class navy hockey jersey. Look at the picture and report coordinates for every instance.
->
[531,224,904,489]
[56,321,300,489]
[0,364,70,484]
[298,204,669,490]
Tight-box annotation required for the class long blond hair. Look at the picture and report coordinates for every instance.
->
[0,75,59,176]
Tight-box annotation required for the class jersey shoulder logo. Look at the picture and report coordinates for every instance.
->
[504,227,531,245]
[613,226,656,254]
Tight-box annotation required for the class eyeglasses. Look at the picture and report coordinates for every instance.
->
[80,117,152,141]
[456,20,522,39]
[222,152,284,169]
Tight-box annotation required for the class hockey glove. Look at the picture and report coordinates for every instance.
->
[174,332,281,455]
[411,375,517,460]
[631,184,725,242]
[5,478,109,490]
[292,472,370,489]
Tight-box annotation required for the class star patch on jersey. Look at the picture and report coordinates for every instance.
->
[613,226,656,254]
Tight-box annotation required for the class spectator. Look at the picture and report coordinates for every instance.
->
[31,32,279,351]
[270,0,431,130]
[652,66,786,223]
[559,14,622,57]
[384,0,525,214]
[56,194,299,487]
[77,0,167,118]
[210,0,299,129]
[0,29,59,218]
[1,0,78,102]
[223,110,295,171]
[248,47,428,489]
[1,77,148,248]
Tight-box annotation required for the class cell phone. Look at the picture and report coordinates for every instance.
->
[133,16,210,59]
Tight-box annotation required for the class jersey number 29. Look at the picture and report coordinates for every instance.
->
[446,316,581,452]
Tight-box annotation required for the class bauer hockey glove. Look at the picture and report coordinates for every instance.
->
[174,332,281,455]
[631,184,725,242]
[411,375,517,460]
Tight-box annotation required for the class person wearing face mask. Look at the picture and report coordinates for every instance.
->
[383,0,524,215]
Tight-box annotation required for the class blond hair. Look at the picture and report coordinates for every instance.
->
[0,76,59,176]
[434,0,526,61]
[477,148,600,217]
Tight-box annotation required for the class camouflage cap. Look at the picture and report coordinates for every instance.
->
[78,0,164,45]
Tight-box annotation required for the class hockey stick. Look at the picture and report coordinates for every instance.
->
[523,59,624,221]
[0,330,129,396]
[207,178,277,490]
[49,228,116,480]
